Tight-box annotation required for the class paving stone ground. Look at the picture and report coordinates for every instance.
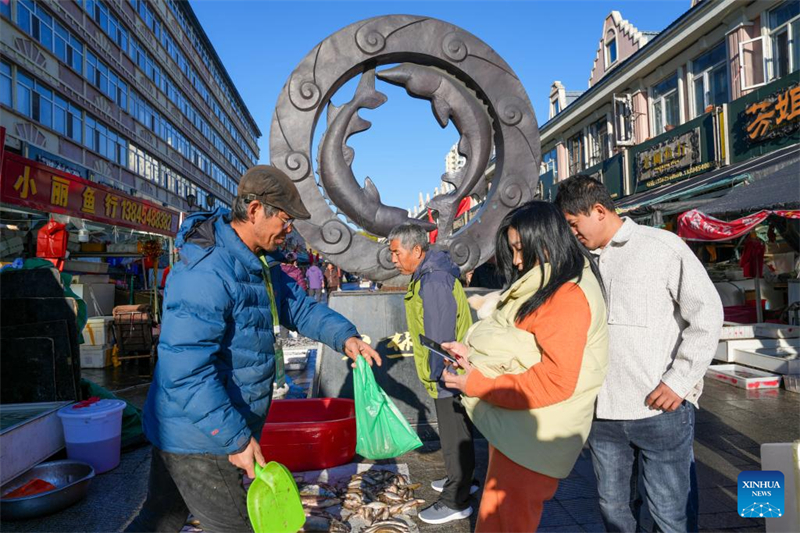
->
[3,363,798,532]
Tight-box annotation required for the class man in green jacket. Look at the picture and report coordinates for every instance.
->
[388,223,477,525]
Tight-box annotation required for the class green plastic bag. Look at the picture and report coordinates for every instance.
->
[354,356,422,460]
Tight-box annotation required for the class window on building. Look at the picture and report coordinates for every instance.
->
[54,22,83,74]
[740,36,767,91]
[552,98,560,117]
[589,119,609,166]
[16,71,33,117]
[613,95,634,145]
[542,148,558,180]
[32,80,53,128]
[85,115,126,165]
[568,133,584,176]
[1,61,11,107]
[86,52,127,109]
[692,42,728,117]
[651,74,679,136]
[85,0,129,51]
[769,1,800,80]
[605,31,617,67]
[53,95,82,143]
[17,0,54,51]
[1,0,11,20]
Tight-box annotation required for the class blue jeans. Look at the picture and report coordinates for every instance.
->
[588,402,698,533]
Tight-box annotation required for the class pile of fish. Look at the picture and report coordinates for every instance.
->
[297,469,424,532]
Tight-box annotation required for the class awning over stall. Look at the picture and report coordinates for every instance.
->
[700,157,800,216]
[677,209,800,242]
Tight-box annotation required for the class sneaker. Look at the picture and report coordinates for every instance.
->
[418,501,473,525]
[431,477,480,495]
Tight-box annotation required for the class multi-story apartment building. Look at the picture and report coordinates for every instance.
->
[539,0,799,218]
[444,142,466,175]
[1,0,260,212]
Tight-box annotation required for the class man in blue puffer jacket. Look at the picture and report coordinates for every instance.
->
[127,166,380,532]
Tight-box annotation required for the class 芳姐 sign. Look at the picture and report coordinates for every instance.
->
[744,84,800,141]
[1,152,180,236]
[729,75,800,164]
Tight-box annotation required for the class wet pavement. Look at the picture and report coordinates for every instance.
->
[3,351,798,532]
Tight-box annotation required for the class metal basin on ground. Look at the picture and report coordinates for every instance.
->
[0,460,95,520]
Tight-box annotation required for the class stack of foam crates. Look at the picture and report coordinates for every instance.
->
[80,316,114,368]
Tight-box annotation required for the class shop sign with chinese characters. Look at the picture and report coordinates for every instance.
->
[729,76,800,164]
[744,83,800,141]
[636,128,700,184]
[1,152,179,236]
[630,113,716,192]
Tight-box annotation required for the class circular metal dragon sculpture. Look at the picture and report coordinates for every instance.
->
[270,15,540,284]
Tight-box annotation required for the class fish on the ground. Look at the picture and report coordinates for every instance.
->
[296,469,426,530]
[362,518,412,533]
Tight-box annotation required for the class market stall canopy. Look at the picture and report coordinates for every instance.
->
[677,209,800,242]
[700,157,800,216]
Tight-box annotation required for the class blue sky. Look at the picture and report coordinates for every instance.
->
[192,1,689,212]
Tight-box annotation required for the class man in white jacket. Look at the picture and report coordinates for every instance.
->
[556,175,723,533]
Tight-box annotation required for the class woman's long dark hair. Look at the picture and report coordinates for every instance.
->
[495,201,604,322]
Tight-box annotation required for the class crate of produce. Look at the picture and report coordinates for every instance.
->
[706,364,782,390]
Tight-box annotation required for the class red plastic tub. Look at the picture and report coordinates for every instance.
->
[259,398,356,472]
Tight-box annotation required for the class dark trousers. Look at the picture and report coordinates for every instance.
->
[125,447,253,533]
[308,288,322,302]
[588,401,699,533]
[435,395,476,510]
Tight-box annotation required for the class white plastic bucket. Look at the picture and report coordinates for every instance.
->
[57,399,126,473]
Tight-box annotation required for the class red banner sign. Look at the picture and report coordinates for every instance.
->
[1,152,180,236]
[678,209,800,242]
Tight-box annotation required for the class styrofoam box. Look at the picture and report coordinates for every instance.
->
[753,323,800,339]
[283,348,309,371]
[714,338,797,364]
[63,259,109,274]
[733,339,800,375]
[80,345,112,368]
[107,243,138,253]
[720,322,756,340]
[72,283,115,317]
[71,274,110,284]
[762,442,800,533]
[706,364,782,390]
[83,316,114,346]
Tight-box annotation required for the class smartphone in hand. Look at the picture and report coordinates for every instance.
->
[418,334,459,365]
